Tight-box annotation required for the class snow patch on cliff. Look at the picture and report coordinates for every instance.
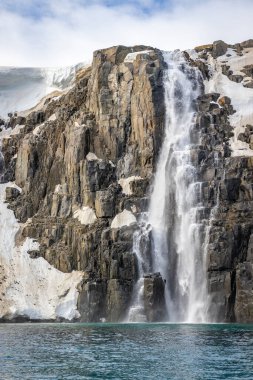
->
[124,50,152,63]
[48,113,57,121]
[111,209,136,229]
[33,123,44,136]
[0,182,83,321]
[54,184,68,195]
[205,53,253,157]
[218,47,253,80]
[86,152,101,161]
[73,206,97,225]
[118,176,142,195]
[1,124,26,139]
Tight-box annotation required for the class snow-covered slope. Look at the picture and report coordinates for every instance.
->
[0,63,84,119]
[189,42,253,157]
[0,183,83,321]
[205,48,253,156]
[0,126,84,321]
[0,62,88,321]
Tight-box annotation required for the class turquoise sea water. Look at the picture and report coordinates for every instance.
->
[0,323,253,379]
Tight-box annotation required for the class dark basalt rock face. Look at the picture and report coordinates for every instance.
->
[1,43,253,323]
[1,45,166,322]
[193,51,253,323]
[143,273,166,322]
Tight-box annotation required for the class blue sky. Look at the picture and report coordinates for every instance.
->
[0,0,252,66]
[1,0,172,17]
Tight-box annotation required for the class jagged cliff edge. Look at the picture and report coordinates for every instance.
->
[0,41,253,322]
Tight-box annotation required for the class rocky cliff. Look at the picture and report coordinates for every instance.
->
[0,41,253,323]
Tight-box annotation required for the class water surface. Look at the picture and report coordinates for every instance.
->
[0,323,252,379]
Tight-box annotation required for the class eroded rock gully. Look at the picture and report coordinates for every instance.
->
[1,43,253,322]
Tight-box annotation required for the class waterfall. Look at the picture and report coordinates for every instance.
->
[128,51,209,323]
[126,215,151,322]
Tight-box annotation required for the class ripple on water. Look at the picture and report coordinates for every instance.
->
[0,323,253,380]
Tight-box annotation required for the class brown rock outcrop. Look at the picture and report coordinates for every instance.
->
[2,41,253,323]
[1,45,166,322]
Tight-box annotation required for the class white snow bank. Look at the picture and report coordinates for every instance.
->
[33,123,44,136]
[111,209,136,229]
[48,113,57,121]
[124,50,152,63]
[0,182,83,321]
[218,47,253,79]
[205,54,253,156]
[54,183,68,195]
[1,124,26,139]
[73,206,97,225]
[0,63,85,119]
[118,176,142,195]
[86,152,101,161]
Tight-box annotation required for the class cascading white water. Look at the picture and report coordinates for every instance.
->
[128,50,209,323]
[149,51,208,322]
[126,215,151,322]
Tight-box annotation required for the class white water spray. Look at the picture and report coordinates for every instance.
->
[128,51,209,322]
[127,216,151,322]
[150,51,208,322]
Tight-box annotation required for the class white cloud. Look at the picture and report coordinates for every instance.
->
[0,0,252,67]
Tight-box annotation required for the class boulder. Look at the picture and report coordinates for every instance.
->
[144,273,166,322]
[212,40,228,58]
